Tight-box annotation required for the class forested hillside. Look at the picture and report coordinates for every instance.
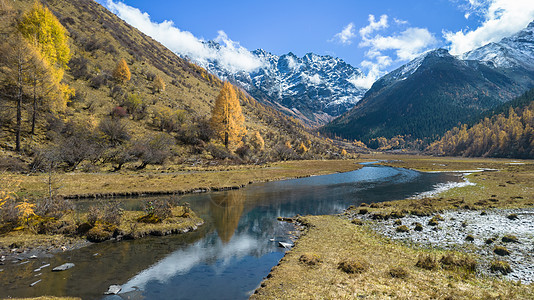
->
[0,0,344,173]
[427,88,534,158]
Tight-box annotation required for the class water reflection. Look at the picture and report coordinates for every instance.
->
[0,165,462,299]
[210,192,245,243]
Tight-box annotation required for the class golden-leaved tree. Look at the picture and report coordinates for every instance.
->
[18,0,72,113]
[209,82,246,149]
[113,58,131,83]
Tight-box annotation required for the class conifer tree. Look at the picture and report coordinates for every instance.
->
[18,0,72,111]
[250,131,265,151]
[209,82,246,149]
[154,74,165,93]
[113,58,131,83]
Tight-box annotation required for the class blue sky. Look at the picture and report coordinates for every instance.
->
[96,0,534,88]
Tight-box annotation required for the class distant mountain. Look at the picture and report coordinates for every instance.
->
[193,46,368,127]
[322,21,534,142]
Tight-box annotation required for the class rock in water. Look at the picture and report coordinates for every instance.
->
[104,284,122,295]
[278,242,293,249]
[52,263,75,271]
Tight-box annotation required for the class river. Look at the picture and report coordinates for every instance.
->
[0,164,462,299]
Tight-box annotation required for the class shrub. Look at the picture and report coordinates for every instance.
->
[501,235,518,243]
[396,225,409,233]
[507,213,518,220]
[86,223,114,242]
[414,222,423,231]
[0,156,27,172]
[140,198,173,223]
[490,260,512,275]
[493,246,510,256]
[98,117,130,146]
[131,133,174,169]
[68,56,89,80]
[207,143,235,160]
[416,254,437,270]
[485,237,496,244]
[338,259,368,274]
[102,145,136,171]
[388,267,409,278]
[35,196,73,219]
[428,216,440,226]
[439,253,477,272]
[299,253,322,266]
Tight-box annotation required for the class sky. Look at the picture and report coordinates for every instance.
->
[95,0,534,88]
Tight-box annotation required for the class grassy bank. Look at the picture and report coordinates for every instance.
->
[0,204,203,255]
[11,159,362,199]
[254,155,534,298]
[252,215,533,299]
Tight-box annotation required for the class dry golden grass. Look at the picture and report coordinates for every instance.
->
[11,159,362,199]
[252,215,534,299]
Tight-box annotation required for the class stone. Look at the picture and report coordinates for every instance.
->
[52,263,75,271]
[104,284,122,295]
[278,242,293,249]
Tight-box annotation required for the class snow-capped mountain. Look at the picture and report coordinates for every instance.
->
[463,21,534,71]
[193,46,367,126]
[323,21,534,142]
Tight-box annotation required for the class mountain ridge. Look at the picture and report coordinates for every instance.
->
[322,21,534,142]
[187,46,368,127]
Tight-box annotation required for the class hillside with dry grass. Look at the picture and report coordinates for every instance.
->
[0,0,345,173]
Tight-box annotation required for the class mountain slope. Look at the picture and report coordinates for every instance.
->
[322,22,534,142]
[1,0,341,166]
[196,48,367,127]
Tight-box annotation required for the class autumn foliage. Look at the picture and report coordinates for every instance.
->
[428,104,534,158]
[210,82,247,150]
[113,58,131,83]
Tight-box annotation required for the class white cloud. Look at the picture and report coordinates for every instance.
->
[105,1,264,73]
[394,18,409,25]
[359,15,389,39]
[351,15,436,89]
[332,22,357,45]
[360,27,437,61]
[445,0,534,55]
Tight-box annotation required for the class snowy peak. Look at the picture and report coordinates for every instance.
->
[463,20,534,70]
[199,44,368,126]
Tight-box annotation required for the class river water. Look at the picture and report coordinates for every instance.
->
[0,164,461,299]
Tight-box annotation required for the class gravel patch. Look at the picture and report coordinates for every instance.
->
[367,208,534,283]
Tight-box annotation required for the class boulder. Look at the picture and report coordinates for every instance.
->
[52,263,75,271]
[104,284,122,295]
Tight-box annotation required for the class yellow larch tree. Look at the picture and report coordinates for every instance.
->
[154,74,165,93]
[210,82,247,150]
[113,58,131,83]
[18,0,72,112]
[250,131,265,151]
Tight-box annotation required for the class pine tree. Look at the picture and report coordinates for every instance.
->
[209,82,246,149]
[113,58,131,83]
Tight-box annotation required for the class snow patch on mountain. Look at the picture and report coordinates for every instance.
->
[462,21,534,71]
[182,44,367,125]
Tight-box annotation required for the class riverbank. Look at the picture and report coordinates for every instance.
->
[252,215,534,299]
[253,155,534,298]
[0,160,361,263]
[11,159,363,199]
[0,205,203,260]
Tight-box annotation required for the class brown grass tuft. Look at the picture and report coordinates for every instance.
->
[338,259,368,274]
[416,254,438,270]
